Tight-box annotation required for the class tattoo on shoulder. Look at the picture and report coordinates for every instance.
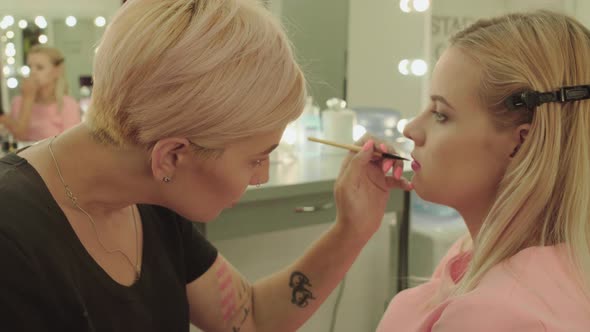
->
[289,271,316,308]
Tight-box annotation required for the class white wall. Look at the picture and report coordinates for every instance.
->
[572,0,590,26]
[347,0,428,119]
[281,0,349,108]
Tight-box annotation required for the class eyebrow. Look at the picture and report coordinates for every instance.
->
[255,144,279,156]
[431,95,456,110]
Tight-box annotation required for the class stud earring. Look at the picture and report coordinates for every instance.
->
[163,176,171,183]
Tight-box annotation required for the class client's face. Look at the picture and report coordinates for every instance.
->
[403,47,515,215]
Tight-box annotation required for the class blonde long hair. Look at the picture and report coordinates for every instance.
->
[86,0,306,154]
[28,45,68,113]
[448,11,590,301]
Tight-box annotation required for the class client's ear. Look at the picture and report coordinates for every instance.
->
[509,124,530,158]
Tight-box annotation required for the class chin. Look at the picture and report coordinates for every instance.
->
[194,210,223,223]
[412,181,450,207]
[175,206,223,223]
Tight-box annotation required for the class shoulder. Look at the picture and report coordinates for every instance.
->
[0,156,58,242]
[435,245,590,331]
[433,292,546,331]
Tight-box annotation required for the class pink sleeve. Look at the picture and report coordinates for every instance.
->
[432,295,545,332]
[10,96,23,119]
[61,96,81,129]
[431,236,467,279]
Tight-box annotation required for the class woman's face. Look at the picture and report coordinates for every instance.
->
[170,129,283,222]
[27,53,60,87]
[403,47,517,216]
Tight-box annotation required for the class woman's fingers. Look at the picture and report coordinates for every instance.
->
[385,175,414,191]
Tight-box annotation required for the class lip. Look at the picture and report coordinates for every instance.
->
[411,154,421,172]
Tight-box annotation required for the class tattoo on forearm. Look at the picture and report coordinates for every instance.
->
[289,271,316,308]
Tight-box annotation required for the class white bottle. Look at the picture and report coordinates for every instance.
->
[321,98,356,154]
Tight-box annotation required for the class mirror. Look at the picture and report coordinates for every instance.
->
[1,16,106,105]
[1,0,120,115]
[1,0,350,117]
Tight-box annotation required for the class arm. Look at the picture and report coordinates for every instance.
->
[5,79,39,140]
[2,96,35,140]
[188,222,367,332]
[188,139,413,331]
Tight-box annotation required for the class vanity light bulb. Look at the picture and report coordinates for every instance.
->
[18,20,27,29]
[39,34,48,44]
[413,0,430,12]
[410,59,428,76]
[398,59,410,76]
[6,31,14,39]
[7,57,15,65]
[7,77,18,89]
[66,16,77,27]
[5,47,16,58]
[399,0,412,13]
[2,16,15,27]
[35,16,48,29]
[95,16,106,27]
[20,66,30,77]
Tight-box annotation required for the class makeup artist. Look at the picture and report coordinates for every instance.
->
[0,0,411,331]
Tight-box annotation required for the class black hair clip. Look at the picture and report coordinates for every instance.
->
[505,85,590,111]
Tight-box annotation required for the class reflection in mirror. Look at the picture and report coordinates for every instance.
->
[1,15,106,113]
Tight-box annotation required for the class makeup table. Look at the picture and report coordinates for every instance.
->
[203,152,413,293]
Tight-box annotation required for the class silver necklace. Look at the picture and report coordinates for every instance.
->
[48,137,140,281]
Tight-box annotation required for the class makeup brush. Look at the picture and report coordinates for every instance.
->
[308,137,409,161]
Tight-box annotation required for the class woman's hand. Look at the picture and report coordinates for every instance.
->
[333,134,413,243]
[20,78,39,101]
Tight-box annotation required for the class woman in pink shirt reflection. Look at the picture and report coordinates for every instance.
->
[0,45,81,142]
[377,11,590,331]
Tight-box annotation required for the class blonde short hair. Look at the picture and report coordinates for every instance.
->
[87,0,306,153]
